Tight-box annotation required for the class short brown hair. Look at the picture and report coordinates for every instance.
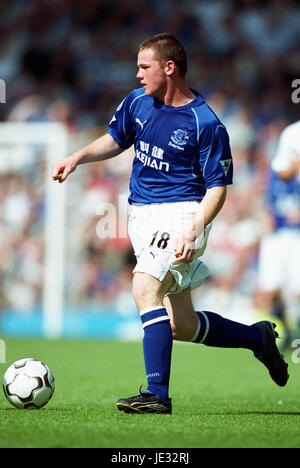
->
[138,33,187,77]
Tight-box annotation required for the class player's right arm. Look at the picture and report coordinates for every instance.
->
[271,124,300,181]
[52,89,138,183]
[276,159,300,181]
[52,133,121,183]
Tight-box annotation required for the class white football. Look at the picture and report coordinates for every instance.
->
[3,358,55,409]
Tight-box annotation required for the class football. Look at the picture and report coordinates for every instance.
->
[3,358,55,409]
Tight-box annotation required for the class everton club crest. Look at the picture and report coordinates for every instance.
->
[170,129,189,146]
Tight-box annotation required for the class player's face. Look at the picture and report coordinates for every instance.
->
[136,48,167,100]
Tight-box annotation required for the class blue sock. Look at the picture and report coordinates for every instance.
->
[140,307,172,403]
[193,311,263,353]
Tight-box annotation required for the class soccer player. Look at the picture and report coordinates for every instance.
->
[256,120,300,348]
[52,33,288,414]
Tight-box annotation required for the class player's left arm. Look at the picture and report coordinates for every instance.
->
[174,185,227,263]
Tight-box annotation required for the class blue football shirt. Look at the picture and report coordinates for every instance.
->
[108,88,233,204]
[268,170,300,230]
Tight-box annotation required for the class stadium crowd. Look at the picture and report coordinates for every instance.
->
[0,0,299,322]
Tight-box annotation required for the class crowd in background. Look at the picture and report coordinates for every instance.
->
[0,0,299,321]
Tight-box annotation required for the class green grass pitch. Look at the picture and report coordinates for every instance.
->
[0,337,300,448]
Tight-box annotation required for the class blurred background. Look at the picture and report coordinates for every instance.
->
[0,0,299,339]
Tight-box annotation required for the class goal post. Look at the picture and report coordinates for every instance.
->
[0,122,68,338]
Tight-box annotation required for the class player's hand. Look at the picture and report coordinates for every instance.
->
[52,157,77,183]
[173,230,196,264]
[293,159,300,176]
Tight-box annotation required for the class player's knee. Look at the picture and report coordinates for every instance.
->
[132,277,147,303]
[132,274,163,310]
[132,283,151,307]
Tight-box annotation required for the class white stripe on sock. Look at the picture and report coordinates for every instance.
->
[198,311,210,343]
[190,315,201,342]
[142,316,170,328]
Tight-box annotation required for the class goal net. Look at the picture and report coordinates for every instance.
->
[0,122,68,338]
[0,122,139,340]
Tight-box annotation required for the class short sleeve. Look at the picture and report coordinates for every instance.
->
[200,124,233,188]
[108,95,136,150]
[271,126,298,173]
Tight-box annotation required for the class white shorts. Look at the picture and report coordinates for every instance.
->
[257,228,300,295]
[128,201,211,295]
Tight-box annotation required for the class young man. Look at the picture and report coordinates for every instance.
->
[52,33,289,414]
[256,121,300,347]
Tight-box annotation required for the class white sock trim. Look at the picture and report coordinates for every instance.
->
[198,311,210,344]
[191,311,210,343]
[190,315,201,342]
[142,316,170,328]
